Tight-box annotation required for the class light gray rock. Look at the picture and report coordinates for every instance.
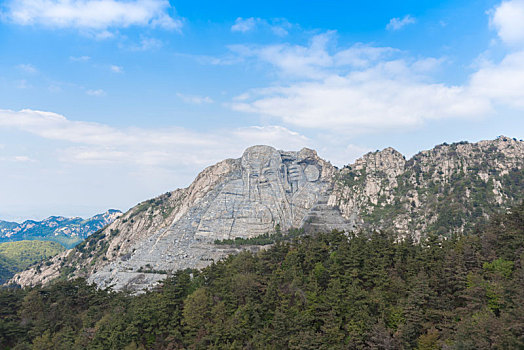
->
[332,136,524,241]
[82,145,352,291]
[12,138,523,292]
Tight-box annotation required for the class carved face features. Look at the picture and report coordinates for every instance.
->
[197,146,326,239]
[287,164,303,182]
[241,146,282,202]
[240,146,322,203]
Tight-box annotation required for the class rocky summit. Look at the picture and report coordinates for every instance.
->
[10,137,524,292]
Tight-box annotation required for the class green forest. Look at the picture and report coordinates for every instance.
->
[0,204,523,349]
[0,241,65,284]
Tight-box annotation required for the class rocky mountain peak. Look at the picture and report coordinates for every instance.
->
[10,138,524,292]
[12,145,350,291]
[350,147,406,185]
[195,145,337,239]
[333,137,523,240]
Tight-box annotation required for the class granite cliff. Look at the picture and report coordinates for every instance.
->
[10,137,524,291]
[332,136,523,240]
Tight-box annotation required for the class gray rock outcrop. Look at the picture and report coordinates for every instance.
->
[10,137,524,291]
[12,145,352,292]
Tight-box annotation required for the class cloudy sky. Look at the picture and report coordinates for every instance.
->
[0,0,523,221]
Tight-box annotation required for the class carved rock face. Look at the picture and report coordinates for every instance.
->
[196,145,327,239]
[12,139,523,293]
[14,145,353,292]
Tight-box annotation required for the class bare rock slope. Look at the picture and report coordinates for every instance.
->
[12,146,351,291]
[11,138,524,291]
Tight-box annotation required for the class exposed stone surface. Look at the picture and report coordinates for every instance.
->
[332,136,524,240]
[195,146,339,239]
[11,145,350,292]
[10,137,524,291]
[92,146,352,291]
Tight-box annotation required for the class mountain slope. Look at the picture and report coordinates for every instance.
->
[332,136,523,240]
[0,210,122,248]
[10,137,524,291]
[2,203,523,349]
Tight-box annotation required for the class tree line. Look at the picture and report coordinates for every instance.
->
[0,203,523,349]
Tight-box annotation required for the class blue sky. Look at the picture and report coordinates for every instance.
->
[0,0,523,221]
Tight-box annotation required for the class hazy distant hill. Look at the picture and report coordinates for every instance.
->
[0,210,122,249]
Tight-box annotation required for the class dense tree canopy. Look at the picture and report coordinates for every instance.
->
[1,203,523,349]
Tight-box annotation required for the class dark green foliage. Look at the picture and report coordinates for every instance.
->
[1,204,523,349]
[124,192,177,223]
[0,255,18,285]
[213,227,304,246]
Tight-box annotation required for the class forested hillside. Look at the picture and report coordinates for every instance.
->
[1,203,522,349]
[0,241,64,284]
[333,136,523,240]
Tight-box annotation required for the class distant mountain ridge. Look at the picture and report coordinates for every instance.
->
[10,136,524,291]
[0,210,122,248]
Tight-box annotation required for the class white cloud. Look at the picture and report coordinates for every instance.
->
[3,0,182,32]
[231,17,290,36]
[386,15,416,31]
[16,79,31,89]
[94,30,115,40]
[184,51,243,66]
[491,0,524,46]
[231,17,256,32]
[70,55,91,62]
[110,65,123,73]
[0,109,315,219]
[469,50,524,108]
[176,93,213,104]
[230,125,306,146]
[17,63,37,73]
[228,31,524,134]
[86,89,106,96]
[232,76,488,133]
[0,109,310,168]
[126,37,163,51]
[0,155,36,163]
[269,19,291,37]
[229,33,400,80]
[229,33,334,79]
[13,155,35,162]
[48,85,62,93]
